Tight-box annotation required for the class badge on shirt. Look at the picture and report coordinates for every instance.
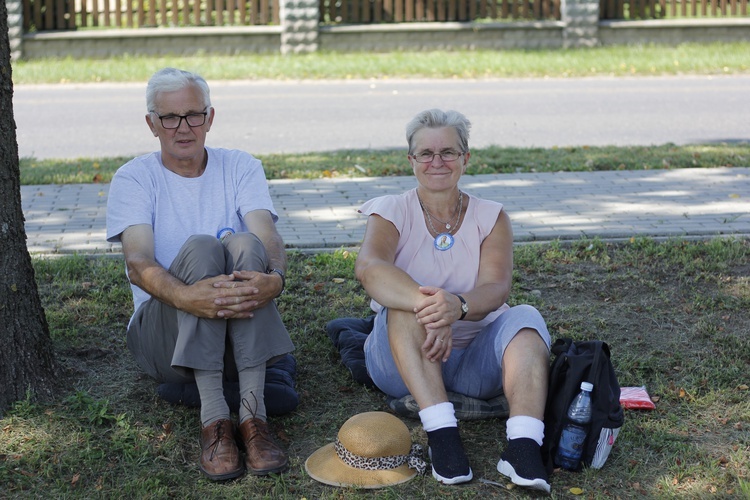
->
[434,233,455,251]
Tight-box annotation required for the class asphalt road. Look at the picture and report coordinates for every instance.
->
[13,75,750,160]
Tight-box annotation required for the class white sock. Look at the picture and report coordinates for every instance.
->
[418,402,457,432]
[506,415,545,446]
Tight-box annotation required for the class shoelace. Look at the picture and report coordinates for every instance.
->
[241,393,270,441]
[208,420,227,461]
[241,392,259,420]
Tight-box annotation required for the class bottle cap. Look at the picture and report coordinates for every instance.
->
[581,381,594,392]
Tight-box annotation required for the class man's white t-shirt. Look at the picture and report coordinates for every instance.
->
[106,147,277,316]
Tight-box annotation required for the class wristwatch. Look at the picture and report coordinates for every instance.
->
[457,294,468,320]
[268,268,286,296]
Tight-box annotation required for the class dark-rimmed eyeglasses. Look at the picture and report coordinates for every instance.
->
[155,111,208,129]
[410,150,464,163]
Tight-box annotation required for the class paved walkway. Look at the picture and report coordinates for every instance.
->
[21,167,750,255]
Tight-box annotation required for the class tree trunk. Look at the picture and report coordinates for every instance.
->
[0,3,58,416]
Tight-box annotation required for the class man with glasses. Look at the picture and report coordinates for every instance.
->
[106,67,294,481]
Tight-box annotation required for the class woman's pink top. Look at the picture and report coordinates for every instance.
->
[359,188,510,349]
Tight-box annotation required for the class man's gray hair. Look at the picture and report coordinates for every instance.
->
[146,67,211,113]
[405,109,472,154]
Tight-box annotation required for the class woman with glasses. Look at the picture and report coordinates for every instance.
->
[354,109,552,492]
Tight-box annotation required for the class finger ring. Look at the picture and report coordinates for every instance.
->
[438,338,444,343]
[232,283,237,288]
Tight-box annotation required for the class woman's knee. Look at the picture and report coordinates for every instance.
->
[386,309,422,337]
[508,305,550,344]
[511,303,545,322]
[509,328,549,353]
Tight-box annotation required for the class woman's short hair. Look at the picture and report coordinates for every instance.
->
[405,109,472,154]
[146,67,211,113]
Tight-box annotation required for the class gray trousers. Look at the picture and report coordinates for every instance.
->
[126,233,294,384]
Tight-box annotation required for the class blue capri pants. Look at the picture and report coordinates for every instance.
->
[363,304,551,399]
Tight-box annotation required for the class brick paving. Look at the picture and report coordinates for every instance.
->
[21,167,750,255]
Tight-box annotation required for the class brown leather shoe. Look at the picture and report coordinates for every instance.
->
[199,419,244,481]
[238,418,289,475]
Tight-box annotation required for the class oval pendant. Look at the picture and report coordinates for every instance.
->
[434,233,454,251]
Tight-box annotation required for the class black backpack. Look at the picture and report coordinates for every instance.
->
[541,339,625,472]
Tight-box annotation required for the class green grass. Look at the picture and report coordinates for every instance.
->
[11,42,750,84]
[18,143,750,185]
[1,238,748,498]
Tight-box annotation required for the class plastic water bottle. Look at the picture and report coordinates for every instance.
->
[555,381,593,470]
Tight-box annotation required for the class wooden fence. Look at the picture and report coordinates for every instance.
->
[319,0,561,23]
[23,0,280,31]
[22,0,750,31]
[601,0,749,18]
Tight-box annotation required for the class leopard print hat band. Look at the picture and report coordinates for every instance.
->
[334,439,427,475]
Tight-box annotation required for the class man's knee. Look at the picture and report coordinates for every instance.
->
[225,232,264,254]
[224,232,268,271]
[173,234,225,280]
[184,233,223,254]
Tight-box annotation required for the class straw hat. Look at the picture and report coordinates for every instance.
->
[305,411,427,489]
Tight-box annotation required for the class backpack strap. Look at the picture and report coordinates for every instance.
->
[551,337,573,358]
[585,340,610,386]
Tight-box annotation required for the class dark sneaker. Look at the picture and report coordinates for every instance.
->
[497,438,550,493]
[427,427,473,485]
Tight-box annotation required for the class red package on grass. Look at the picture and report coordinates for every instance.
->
[619,386,656,410]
